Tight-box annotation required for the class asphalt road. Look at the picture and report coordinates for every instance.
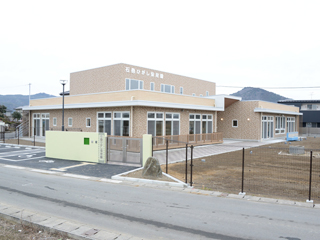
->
[0,166,319,240]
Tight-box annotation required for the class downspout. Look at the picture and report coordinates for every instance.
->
[215,111,217,132]
[131,96,134,137]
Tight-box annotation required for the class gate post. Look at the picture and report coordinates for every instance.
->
[142,134,152,167]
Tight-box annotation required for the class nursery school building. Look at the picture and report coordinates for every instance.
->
[22,63,302,142]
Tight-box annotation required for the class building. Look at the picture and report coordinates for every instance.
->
[21,63,301,141]
[278,99,320,134]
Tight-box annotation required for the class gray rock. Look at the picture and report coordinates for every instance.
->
[142,157,162,177]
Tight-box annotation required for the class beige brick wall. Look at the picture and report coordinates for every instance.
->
[217,101,261,140]
[217,101,300,140]
[70,63,216,97]
[31,107,217,138]
[29,90,215,108]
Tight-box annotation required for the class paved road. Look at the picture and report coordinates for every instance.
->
[0,144,138,178]
[0,166,319,240]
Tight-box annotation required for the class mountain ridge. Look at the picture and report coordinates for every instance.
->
[0,93,57,111]
[230,87,289,103]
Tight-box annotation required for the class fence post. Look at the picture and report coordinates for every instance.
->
[307,150,313,203]
[190,145,194,187]
[166,139,168,174]
[185,144,188,184]
[152,137,154,157]
[239,148,246,195]
[18,126,20,145]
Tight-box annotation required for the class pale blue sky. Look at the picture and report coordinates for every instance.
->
[1,0,319,100]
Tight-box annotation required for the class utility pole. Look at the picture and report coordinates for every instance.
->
[29,83,31,106]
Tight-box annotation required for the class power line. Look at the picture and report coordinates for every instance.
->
[217,86,320,89]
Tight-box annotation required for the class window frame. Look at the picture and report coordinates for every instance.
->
[86,118,91,128]
[53,117,57,126]
[147,112,164,136]
[113,111,130,136]
[165,112,180,136]
[68,117,73,127]
[160,84,175,94]
[125,78,144,90]
[97,112,112,134]
[232,119,238,128]
[180,87,183,95]
[275,116,285,134]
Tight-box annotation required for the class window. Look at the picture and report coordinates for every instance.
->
[206,91,209,96]
[147,112,163,136]
[165,113,180,135]
[114,112,130,136]
[68,117,73,127]
[200,94,203,97]
[232,119,238,127]
[275,116,285,134]
[86,118,91,128]
[192,93,195,96]
[97,112,111,135]
[287,117,295,132]
[160,84,175,94]
[189,114,201,134]
[53,117,57,126]
[150,82,155,91]
[125,79,143,90]
[180,87,183,95]
[202,114,213,133]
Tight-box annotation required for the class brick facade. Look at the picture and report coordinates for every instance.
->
[70,63,216,97]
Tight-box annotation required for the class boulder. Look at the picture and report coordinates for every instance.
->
[142,157,162,178]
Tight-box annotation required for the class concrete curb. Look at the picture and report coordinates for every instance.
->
[0,203,137,240]
[111,167,189,188]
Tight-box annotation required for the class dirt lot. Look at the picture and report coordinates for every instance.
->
[165,137,320,203]
[0,215,72,240]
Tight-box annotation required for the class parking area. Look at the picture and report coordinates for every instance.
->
[0,144,138,179]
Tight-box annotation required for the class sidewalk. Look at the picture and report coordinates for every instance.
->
[153,138,285,165]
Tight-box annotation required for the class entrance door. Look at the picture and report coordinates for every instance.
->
[33,113,49,137]
[262,116,274,139]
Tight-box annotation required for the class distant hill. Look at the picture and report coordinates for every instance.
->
[0,93,57,111]
[231,87,289,103]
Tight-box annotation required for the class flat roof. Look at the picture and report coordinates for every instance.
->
[278,99,320,103]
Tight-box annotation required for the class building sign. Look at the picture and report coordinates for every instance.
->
[125,67,164,79]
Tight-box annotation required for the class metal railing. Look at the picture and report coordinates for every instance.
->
[153,132,223,150]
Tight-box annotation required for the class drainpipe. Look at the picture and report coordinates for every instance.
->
[131,96,134,137]
[215,111,217,132]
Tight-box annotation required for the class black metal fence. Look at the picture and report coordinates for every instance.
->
[153,140,320,203]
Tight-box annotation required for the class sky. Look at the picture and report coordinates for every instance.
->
[1,0,320,100]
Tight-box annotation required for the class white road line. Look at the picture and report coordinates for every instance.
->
[50,162,96,172]
[99,178,122,183]
[31,169,57,174]
[4,165,26,170]
[0,156,46,162]
[63,173,91,179]
[0,149,44,157]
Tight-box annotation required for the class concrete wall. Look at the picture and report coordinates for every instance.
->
[70,63,216,97]
[46,131,106,162]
